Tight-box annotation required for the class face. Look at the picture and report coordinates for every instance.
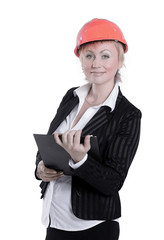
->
[79,41,123,85]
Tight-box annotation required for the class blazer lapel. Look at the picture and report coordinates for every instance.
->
[48,96,79,134]
[48,88,123,136]
[82,89,123,136]
[82,107,110,136]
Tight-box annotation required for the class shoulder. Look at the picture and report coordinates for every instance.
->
[65,87,79,96]
[62,87,78,100]
[114,89,142,120]
[58,87,79,107]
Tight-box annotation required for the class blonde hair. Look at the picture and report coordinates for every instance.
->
[113,41,124,82]
[79,40,125,82]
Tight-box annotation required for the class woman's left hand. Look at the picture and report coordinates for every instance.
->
[54,130,91,163]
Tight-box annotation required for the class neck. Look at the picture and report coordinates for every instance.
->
[86,81,115,105]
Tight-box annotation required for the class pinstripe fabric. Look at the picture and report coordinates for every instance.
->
[35,87,141,220]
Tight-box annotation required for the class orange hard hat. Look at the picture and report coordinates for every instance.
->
[74,18,128,57]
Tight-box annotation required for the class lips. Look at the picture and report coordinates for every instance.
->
[91,72,105,76]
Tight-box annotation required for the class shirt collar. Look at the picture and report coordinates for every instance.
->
[73,82,119,112]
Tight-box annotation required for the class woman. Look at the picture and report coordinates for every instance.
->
[35,18,141,240]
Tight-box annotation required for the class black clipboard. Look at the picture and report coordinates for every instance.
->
[33,134,100,175]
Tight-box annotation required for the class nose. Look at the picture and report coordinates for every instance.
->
[92,57,101,68]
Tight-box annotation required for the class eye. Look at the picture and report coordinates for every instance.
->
[102,54,110,59]
[85,54,94,59]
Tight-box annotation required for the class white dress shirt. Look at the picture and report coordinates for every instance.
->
[41,82,119,231]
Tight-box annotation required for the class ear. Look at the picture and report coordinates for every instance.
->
[79,52,82,63]
[118,58,124,70]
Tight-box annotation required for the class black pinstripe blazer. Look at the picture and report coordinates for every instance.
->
[35,87,141,220]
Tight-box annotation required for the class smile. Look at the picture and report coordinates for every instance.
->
[91,72,105,76]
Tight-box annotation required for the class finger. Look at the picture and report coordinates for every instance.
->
[61,130,70,145]
[37,161,47,177]
[40,164,57,175]
[67,130,77,147]
[74,130,82,145]
[48,172,64,180]
[62,130,76,146]
[41,171,64,181]
[42,173,64,182]
[43,169,58,175]
[54,132,62,146]
[38,160,44,168]
[38,161,58,175]
[44,171,64,178]
[83,135,91,151]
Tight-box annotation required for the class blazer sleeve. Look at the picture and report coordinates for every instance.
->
[72,108,142,196]
[34,87,77,180]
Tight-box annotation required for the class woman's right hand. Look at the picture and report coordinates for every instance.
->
[37,160,64,182]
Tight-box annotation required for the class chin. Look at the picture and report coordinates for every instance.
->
[87,78,112,86]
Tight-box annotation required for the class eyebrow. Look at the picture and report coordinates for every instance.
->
[86,49,111,54]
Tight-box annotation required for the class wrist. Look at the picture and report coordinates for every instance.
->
[69,154,88,169]
[73,154,86,163]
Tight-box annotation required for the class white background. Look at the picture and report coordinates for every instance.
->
[0,0,164,239]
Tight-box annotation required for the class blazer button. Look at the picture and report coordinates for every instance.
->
[76,189,81,197]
